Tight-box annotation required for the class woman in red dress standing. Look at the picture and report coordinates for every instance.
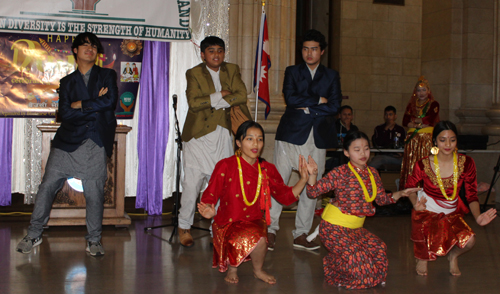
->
[399,76,440,190]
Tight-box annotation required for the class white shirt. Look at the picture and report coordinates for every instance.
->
[207,66,231,110]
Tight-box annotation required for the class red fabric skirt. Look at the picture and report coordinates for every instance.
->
[411,209,474,260]
[319,220,388,289]
[212,219,267,272]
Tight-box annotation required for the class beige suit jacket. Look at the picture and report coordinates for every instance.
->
[181,62,251,142]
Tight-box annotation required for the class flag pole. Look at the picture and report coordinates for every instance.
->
[254,2,265,122]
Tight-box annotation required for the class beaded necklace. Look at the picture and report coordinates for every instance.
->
[433,152,458,201]
[236,156,262,206]
[348,162,377,202]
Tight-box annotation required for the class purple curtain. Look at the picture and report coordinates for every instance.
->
[0,118,13,206]
[135,41,170,215]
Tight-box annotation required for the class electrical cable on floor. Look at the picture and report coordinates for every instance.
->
[487,139,500,147]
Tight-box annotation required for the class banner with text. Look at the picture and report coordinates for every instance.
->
[0,0,190,41]
[0,32,142,118]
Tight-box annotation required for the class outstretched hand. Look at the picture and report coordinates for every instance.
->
[305,155,319,186]
[399,187,422,197]
[298,155,309,182]
[292,155,312,200]
[413,196,427,211]
[476,208,497,226]
[197,202,216,219]
[305,155,318,176]
[391,187,421,202]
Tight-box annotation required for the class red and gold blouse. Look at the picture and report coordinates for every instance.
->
[402,100,440,127]
[201,155,297,226]
[306,164,395,217]
[405,154,478,214]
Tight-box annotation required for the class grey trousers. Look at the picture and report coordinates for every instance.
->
[178,166,211,230]
[269,131,326,239]
[27,139,107,242]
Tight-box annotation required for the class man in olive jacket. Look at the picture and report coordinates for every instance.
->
[179,36,250,247]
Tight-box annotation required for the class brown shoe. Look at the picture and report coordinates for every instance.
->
[293,234,320,251]
[179,228,194,247]
[267,233,276,251]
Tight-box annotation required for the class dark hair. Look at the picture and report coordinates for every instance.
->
[343,131,370,150]
[234,120,265,151]
[303,29,327,51]
[432,121,458,145]
[339,105,353,114]
[71,32,103,60]
[384,105,396,114]
[200,36,225,53]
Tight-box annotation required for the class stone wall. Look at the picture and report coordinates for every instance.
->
[338,0,423,135]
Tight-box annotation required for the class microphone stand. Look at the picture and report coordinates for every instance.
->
[482,154,500,212]
[144,94,208,243]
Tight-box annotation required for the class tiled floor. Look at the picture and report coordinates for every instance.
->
[1,212,500,294]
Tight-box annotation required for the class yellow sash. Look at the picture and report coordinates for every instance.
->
[321,204,365,229]
[407,126,433,133]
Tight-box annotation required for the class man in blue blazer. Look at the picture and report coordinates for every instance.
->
[268,29,341,251]
[16,32,118,257]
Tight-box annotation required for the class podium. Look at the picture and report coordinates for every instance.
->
[37,123,132,227]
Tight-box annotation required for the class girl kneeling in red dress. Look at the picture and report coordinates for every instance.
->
[198,121,310,284]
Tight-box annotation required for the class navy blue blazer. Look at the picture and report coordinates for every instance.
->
[275,63,342,149]
[52,65,118,157]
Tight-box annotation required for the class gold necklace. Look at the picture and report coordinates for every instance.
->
[236,156,262,206]
[416,98,429,107]
[433,152,458,201]
[348,162,377,202]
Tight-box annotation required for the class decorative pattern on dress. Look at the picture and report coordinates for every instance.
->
[406,154,478,260]
[201,155,296,272]
[320,221,388,289]
[307,164,394,217]
[306,164,395,289]
[422,155,465,189]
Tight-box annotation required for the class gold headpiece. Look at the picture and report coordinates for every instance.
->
[415,75,430,90]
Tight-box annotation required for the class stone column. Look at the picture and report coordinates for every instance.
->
[484,0,500,136]
[228,0,296,159]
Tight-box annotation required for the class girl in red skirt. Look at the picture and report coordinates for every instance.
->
[406,121,497,276]
[198,121,310,284]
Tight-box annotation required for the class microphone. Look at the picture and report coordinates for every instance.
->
[173,94,178,110]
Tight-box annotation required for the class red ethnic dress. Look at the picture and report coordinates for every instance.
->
[306,164,396,289]
[405,154,478,260]
[201,155,297,272]
[399,97,440,190]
